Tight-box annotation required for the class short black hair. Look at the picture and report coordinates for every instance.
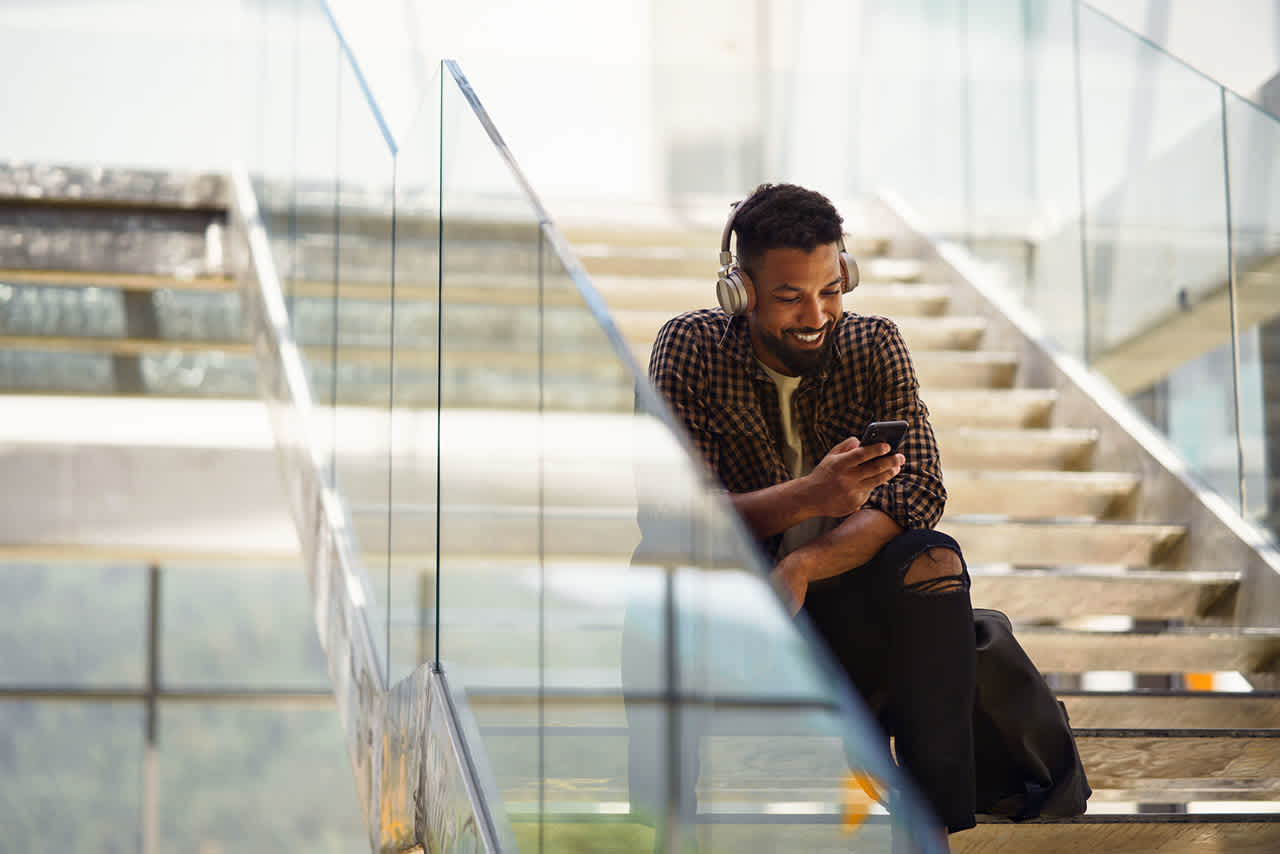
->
[732,183,844,278]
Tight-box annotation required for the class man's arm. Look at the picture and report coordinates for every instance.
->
[769,319,945,613]
[770,507,903,614]
[728,435,904,539]
[860,319,948,531]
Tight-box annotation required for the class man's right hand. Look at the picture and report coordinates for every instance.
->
[801,436,904,518]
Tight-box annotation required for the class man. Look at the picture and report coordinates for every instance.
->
[645,183,977,842]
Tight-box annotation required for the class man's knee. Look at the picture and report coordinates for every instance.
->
[903,546,968,593]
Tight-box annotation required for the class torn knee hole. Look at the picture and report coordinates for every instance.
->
[903,547,968,594]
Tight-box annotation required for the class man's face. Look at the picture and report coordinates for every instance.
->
[747,243,843,376]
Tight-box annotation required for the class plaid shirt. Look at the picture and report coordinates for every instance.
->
[649,307,946,557]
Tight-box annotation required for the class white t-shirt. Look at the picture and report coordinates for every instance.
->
[758,361,835,558]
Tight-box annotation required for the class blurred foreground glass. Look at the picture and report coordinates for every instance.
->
[385,64,444,686]
[424,58,943,854]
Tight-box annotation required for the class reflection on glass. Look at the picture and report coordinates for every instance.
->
[157,704,365,853]
[1226,92,1280,535]
[0,562,145,686]
[0,701,143,852]
[1236,326,1270,528]
[1077,7,1239,507]
[1078,6,1231,361]
[1162,340,1246,508]
[160,566,330,690]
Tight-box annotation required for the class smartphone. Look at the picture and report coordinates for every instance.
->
[860,420,909,455]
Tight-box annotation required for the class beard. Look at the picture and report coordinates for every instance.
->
[756,322,835,376]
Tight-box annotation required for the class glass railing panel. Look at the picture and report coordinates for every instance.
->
[1021,0,1091,358]
[156,703,365,851]
[1076,5,1241,507]
[0,700,143,851]
[435,65,545,690]
[432,67,551,848]
[1226,91,1280,534]
[1078,5,1232,357]
[283,20,342,480]
[434,62,941,852]
[331,53,398,687]
[386,65,444,685]
[0,561,145,687]
[159,565,331,691]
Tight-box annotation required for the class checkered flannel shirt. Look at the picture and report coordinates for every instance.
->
[649,308,947,557]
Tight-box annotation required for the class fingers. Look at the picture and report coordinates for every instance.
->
[830,435,862,453]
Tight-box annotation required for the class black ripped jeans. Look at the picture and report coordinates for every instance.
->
[803,528,976,833]
[623,528,977,841]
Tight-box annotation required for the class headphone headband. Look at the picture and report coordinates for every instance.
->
[720,198,851,263]
[716,194,859,317]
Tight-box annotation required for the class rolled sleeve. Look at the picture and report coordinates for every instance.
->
[860,319,947,530]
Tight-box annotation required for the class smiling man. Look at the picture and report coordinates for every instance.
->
[645,183,978,846]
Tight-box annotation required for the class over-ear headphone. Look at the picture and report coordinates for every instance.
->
[715,197,860,316]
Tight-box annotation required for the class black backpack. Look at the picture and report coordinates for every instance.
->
[972,608,1093,820]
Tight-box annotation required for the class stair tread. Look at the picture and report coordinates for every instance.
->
[1061,691,1280,729]
[1018,625,1280,674]
[969,566,1239,620]
[0,163,228,209]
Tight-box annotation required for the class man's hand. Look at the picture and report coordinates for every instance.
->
[801,436,904,519]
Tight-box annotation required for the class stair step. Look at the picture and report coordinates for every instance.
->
[926,390,1058,429]
[0,268,235,292]
[945,470,1139,518]
[935,427,1097,471]
[0,164,227,209]
[940,518,1186,566]
[1061,691,1280,729]
[0,333,251,358]
[0,207,224,277]
[1018,626,1280,675]
[1076,728,1280,788]
[969,567,1239,621]
[956,817,1280,854]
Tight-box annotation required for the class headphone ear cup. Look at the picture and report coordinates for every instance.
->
[839,251,860,294]
[716,266,756,316]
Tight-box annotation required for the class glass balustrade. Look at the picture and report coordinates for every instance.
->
[862,0,1280,540]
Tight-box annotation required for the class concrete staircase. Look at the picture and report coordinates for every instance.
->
[534,217,1280,851]
[5,165,1280,852]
